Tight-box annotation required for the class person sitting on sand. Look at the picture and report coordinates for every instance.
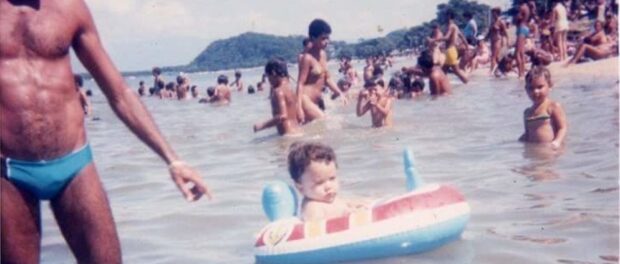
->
[565,21,617,66]
[519,66,567,149]
[471,40,491,71]
[253,58,301,136]
[288,142,368,221]
[495,51,518,77]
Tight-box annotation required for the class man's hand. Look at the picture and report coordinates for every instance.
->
[169,161,211,201]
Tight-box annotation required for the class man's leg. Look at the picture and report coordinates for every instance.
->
[1,176,41,264]
[50,163,121,264]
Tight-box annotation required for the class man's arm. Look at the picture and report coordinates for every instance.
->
[71,0,210,201]
[254,91,287,132]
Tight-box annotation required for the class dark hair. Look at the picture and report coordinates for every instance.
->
[364,76,384,89]
[492,7,502,16]
[288,142,337,183]
[412,79,425,91]
[417,50,434,69]
[165,82,175,90]
[248,85,255,94]
[309,18,332,39]
[235,71,242,77]
[74,75,83,88]
[372,65,383,77]
[446,9,456,20]
[139,80,145,85]
[207,86,215,97]
[156,79,165,89]
[302,37,311,46]
[152,67,161,75]
[464,11,473,19]
[265,58,289,78]
[217,75,228,85]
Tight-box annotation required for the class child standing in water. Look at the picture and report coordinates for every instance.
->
[356,77,393,128]
[519,66,567,149]
[288,142,368,221]
[231,71,244,92]
[253,58,301,136]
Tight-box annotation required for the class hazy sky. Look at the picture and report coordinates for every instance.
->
[72,0,511,72]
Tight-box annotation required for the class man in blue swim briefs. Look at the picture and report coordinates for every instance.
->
[0,1,211,263]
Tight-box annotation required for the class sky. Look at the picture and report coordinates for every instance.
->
[72,0,511,72]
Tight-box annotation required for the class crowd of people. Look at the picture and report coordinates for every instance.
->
[135,0,616,138]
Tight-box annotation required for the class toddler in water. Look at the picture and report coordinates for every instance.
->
[288,142,368,221]
[519,66,567,149]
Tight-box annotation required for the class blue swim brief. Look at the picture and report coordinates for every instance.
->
[2,144,93,200]
[517,26,530,38]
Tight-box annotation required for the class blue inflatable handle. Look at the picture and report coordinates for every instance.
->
[404,148,424,191]
[262,181,298,222]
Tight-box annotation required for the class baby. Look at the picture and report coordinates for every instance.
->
[288,142,368,221]
[519,66,567,149]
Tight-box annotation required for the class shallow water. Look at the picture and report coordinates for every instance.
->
[40,58,619,263]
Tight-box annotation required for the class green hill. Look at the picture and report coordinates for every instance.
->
[188,32,306,71]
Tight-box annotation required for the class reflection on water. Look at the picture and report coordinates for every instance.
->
[38,58,618,263]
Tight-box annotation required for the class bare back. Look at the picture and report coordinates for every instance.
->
[0,0,88,160]
[271,83,300,135]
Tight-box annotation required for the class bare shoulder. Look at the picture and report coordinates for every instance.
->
[549,100,564,113]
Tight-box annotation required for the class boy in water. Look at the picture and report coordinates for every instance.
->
[213,75,232,104]
[231,71,244,92]
[288,142,368,221]
[138,81,146,96]
[356,76,393,128]
[519,66,567,149]
[253,58,301,136]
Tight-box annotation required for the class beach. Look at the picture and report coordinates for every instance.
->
[35,56,619,263]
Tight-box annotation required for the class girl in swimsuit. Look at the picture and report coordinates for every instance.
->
[296,19,345,124]
[486,7,509,75]
[519,66,567,149]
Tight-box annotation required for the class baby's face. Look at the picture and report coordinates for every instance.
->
[296,160,340,203]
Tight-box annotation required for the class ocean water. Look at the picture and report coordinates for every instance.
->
[40,58,619,263]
